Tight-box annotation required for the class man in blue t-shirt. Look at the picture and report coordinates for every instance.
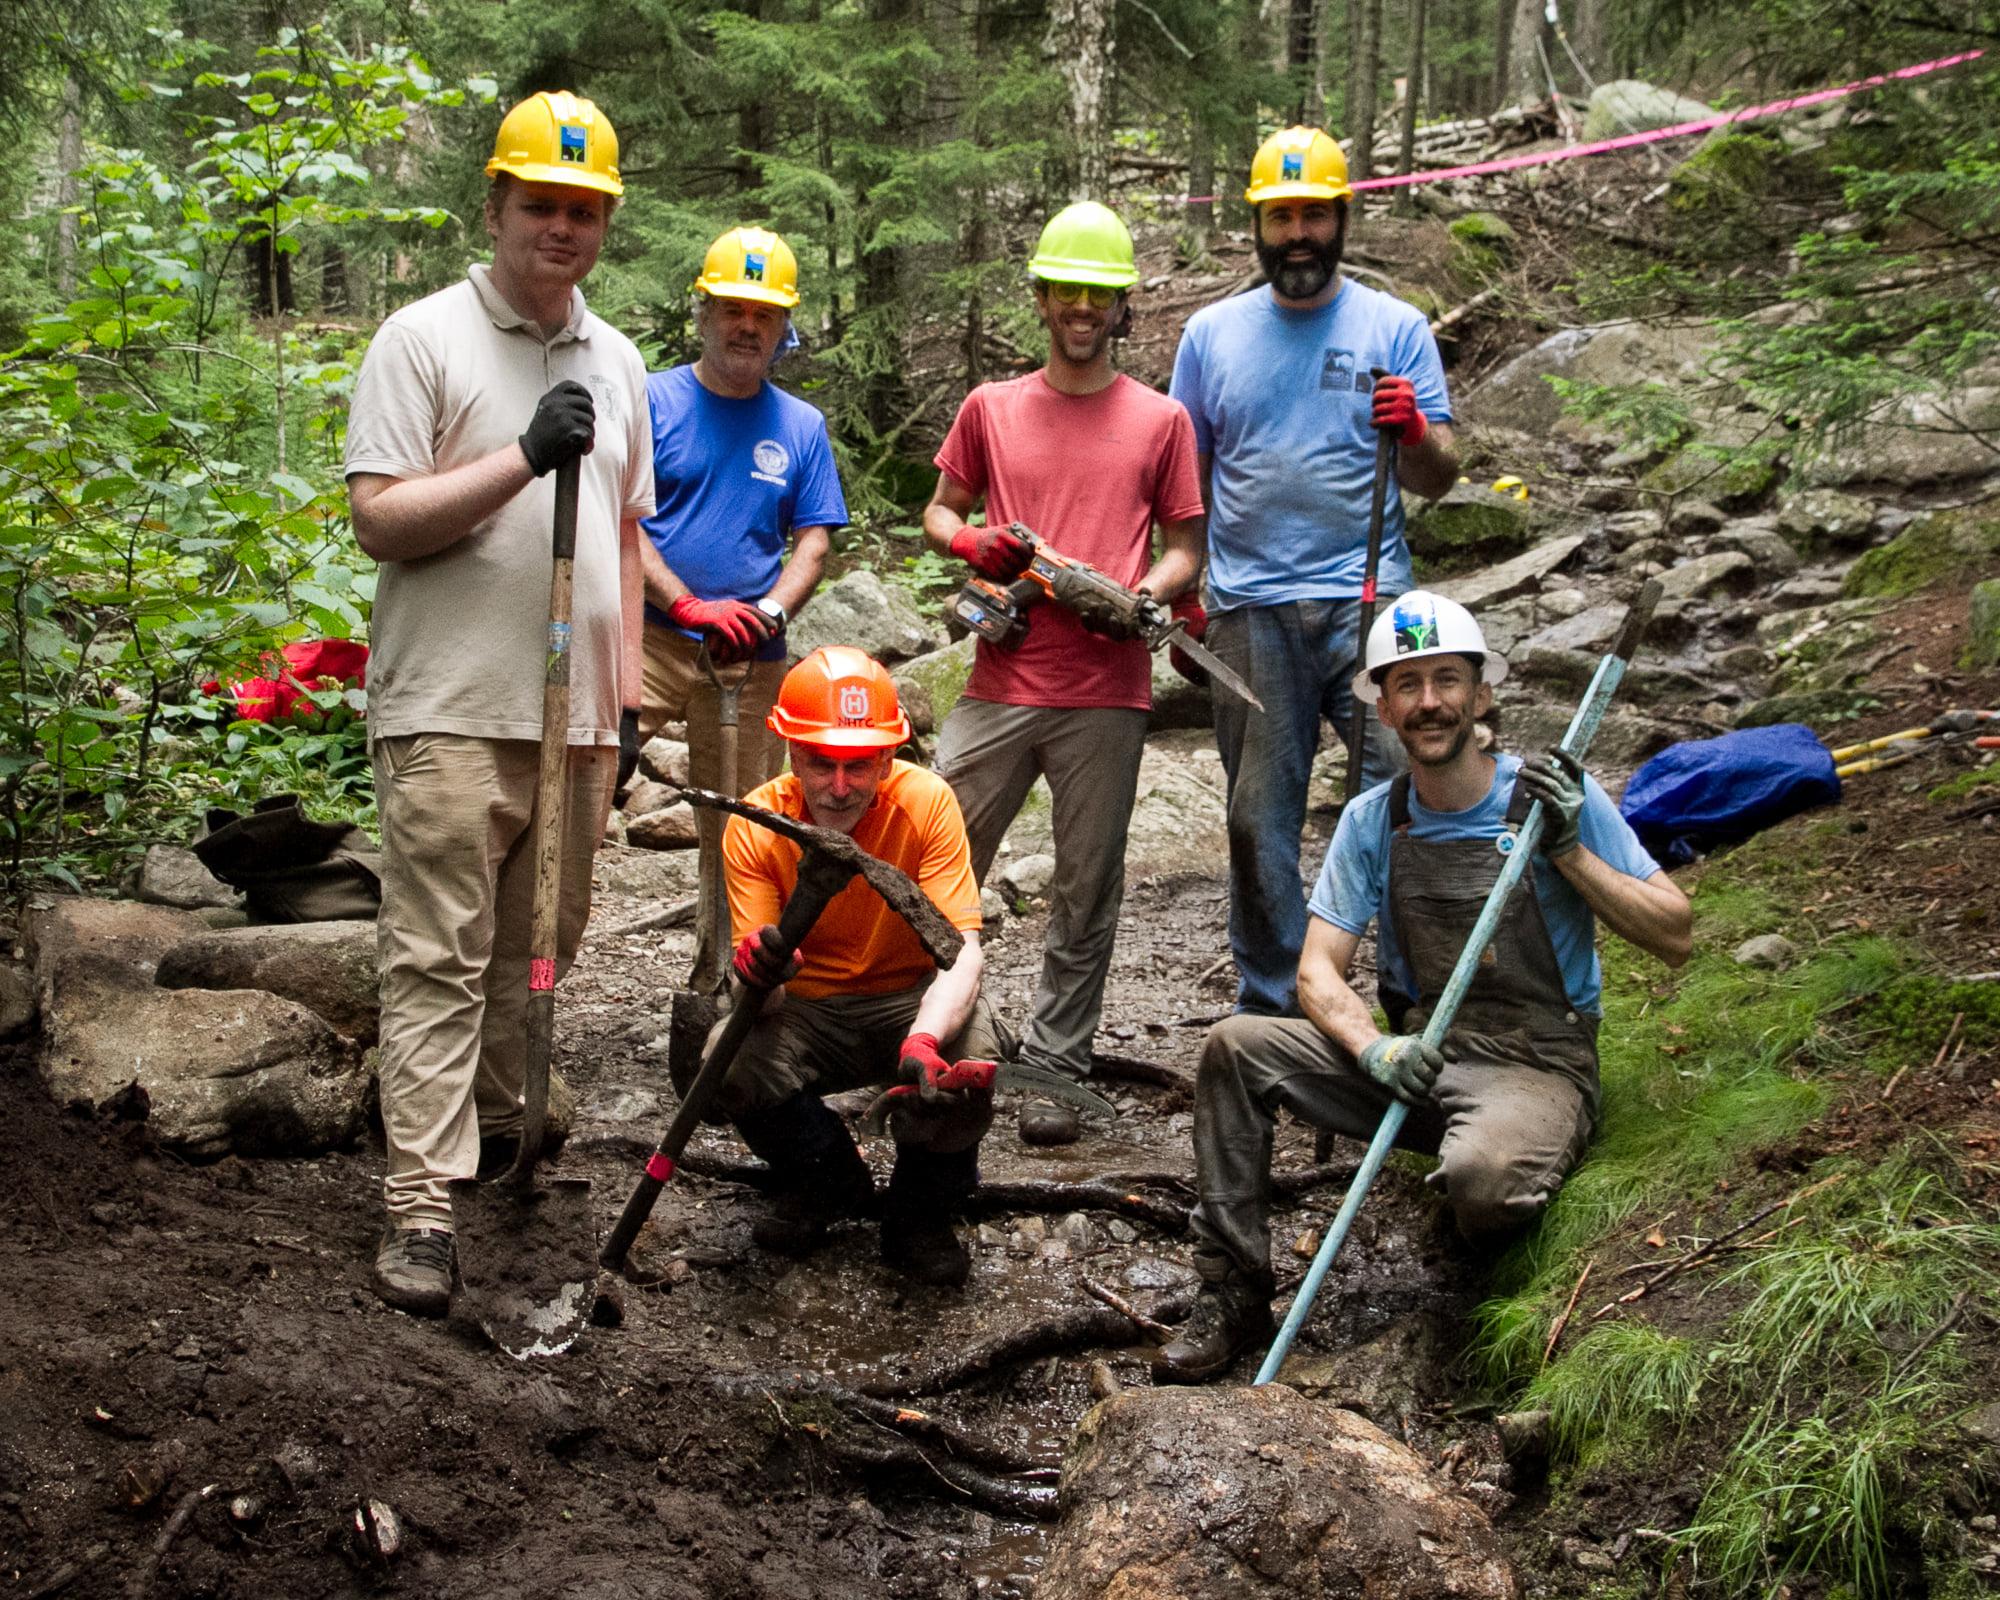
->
[1169,126,1460,1019]
[1153,592,1694,1383]
[637,226,848,982]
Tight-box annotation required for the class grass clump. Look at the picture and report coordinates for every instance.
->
[1525,1323,1707,1463]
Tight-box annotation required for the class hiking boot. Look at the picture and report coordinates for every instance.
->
[881,1144,977,1288]
[1018,1099,1081,1147]
[880,1212,972,1287]
[735,1091,876,1260]
[373,1226,456,1318]
[1150,1278,1274,1385]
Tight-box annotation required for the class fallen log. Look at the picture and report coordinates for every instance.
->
[859,1290,1196,1398]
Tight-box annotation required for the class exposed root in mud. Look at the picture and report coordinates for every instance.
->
[712,1369,1043,1473]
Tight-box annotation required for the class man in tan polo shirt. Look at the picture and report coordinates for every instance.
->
[343,91,653,1317]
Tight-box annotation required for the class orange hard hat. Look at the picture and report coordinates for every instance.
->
[767,646,911,751]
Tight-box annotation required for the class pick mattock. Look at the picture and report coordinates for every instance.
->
[600,785,966,1274]
[1258,578,1663,1386]
[450,456,599,1361]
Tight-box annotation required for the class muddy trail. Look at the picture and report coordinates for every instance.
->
[0,844,1495,1600]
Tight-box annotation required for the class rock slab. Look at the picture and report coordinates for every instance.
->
[155,920,380,1044]
[1037,1386,1520,1600]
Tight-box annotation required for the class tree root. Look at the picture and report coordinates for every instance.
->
[859,1290,1196,1399]
[967,1180,1189,1234]
[806,1429,1058,1522]
[712,1369,1040,1474]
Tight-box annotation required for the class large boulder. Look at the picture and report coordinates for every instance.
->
[786,569,939,664]
[1582,80,1715,140]
[892,637,977,731]
[25,897,370,1160]
[1775,488,1876,555]
[1805,388,2000,489]
[1655,550,1756,601]
[155,921,379,1044]
[1436,534,1586,610]
[1842,506,2000,600]
[992,731,1228,877]
[626,803,700,851]
[1462,321,1716,438]
[1037,1386,1520,1600]
[1406,483,1533,564]
[592,843,701,901]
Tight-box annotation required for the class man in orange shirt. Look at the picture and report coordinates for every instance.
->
[719,646,1002,1286]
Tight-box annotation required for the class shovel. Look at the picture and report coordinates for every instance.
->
[450,456,598,1359]
[666,644,741,1122]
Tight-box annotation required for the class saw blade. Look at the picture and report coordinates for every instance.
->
[1160,627,1264,712]
[994,1061,1117,1116]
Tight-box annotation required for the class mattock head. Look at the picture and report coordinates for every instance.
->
[671,784,965,968]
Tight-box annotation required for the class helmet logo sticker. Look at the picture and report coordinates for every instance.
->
[743,251,766,282]
[1391,595,1438,655]
[559,125,587,164]
[837,684,871,724]
[1281,151,1304,180]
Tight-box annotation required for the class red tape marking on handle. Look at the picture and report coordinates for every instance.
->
[529,958,556,992]
[645,1153,676,1183]
[1361,577,1377,604]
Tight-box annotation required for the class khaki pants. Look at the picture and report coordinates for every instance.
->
[934,699,1148,1079]
[1190,1013,1594,1279]
[637,623,787,785]
[373,733,616,1228]
[717,983,1009,1153]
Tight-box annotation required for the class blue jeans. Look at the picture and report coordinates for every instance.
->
[1208,599,1402,1016]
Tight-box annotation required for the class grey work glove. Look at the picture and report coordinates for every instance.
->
[1357,1033,1444,1105]
[1517,748,1586,858]
[519,380,596,477]
[1050,564,1142,641]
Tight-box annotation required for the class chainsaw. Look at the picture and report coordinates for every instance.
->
[858,1056,1117,1134]
[947,524,1264,711]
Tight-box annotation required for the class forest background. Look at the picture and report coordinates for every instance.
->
[0,0,1995,890]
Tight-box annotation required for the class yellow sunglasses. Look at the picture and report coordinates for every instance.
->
[1042,281,1122,308]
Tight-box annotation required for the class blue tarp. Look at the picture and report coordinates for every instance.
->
[1619,723,1843,866]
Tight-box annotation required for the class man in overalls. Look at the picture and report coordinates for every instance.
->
[1155,591,1693,1382]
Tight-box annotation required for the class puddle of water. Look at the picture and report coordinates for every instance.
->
[957,1521,1050,1598]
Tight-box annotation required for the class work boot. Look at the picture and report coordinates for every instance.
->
[372,1226,456,1318]
[880,1145,978,1288]
[1150,1272,1274,1385]
[736,1092,877,1258]
[1018,1099,1081,1147]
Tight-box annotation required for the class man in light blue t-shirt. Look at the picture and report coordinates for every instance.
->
[636,226,848,983]
[1169,126,1461,1019]
[1153,592,1693,1383]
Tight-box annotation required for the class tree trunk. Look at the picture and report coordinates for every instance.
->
[1394,0,1427,202]
[55,74,82,301]
[1569,0,1607,88]
[1186,114,1214,258]
[1045,0,1114,200]
[1505,0,1549,107]
[1490,0,1513,113]
[1347,0,1380,183]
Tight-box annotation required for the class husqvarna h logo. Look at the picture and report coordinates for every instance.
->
[838,684,870,723]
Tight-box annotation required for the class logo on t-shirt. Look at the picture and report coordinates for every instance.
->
[751,439,790,487]
[1320,349,1369,393]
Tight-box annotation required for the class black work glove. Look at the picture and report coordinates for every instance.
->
[1051,566,1142,641]
[1517,748,1586,858]
[518,380,596,477]
[617,708,641,791]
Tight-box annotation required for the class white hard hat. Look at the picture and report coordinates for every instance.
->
[1352,590,1510,705]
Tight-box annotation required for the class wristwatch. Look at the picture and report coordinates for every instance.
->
[756,597,788,628]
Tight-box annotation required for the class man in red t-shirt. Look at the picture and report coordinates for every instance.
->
[924,201,1206,1147]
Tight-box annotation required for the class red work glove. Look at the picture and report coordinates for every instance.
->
[949,524,1033,581]
[897,1034,998,1103]
[1167,592,1209,687]
[666,595,776,665]
[1370,373,1428,448]
[732,925,799,990]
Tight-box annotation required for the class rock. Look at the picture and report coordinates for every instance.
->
[1770,574,1844,610]
[1806,388,2000,488]
[1538,587,1589,620]
[1037,1387,1520,1600]
[1615,537,1674,571]
[978,886,1007,926]
[1776,488,1875,554]
[893,668,936,736]
[1497,700,1679,770]
[1464,322,1717,439]
[1435,534,1586,610]
[1758,596,1896,698]
[892,638,977,732]
[155,921,380,1043]
[1583,79,1715,140]
[1000,853,1057,898]
[1277,1313,1449,1422]
[593,844,701,900]
[1734,688,1881,729]
[786,569,938,664]
[1962,1401,2000,1448]
[1666,499,1728,536]
[1843,507,2000,600]
[1657,550,1755,601]
[995,731,1229,879]
[1715,644,1768,678]
[1149,645,1212,731]
[0,963,36,1039]
[620,778,680,818]
[1523,605,1623,657]
[132,845,243,912]
[1711,524,1802,578]
[1968,579,2000,671]
[26,899,368,1159]
[602,810,626,847]
[1643,419,1782,510]
[1406,483,1533,563]
[626,803,699,851]
[638,737,689,786]
[1602,510,1661,550]
[1733,934,1797,969]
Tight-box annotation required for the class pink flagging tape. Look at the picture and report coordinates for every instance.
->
[1348,49,1985,192]
[529,957,556,992]
[645,1152,676,1183]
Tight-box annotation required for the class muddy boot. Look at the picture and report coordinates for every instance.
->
[372,1226,456,1318]
[1018,1099,1081,1147]
[880,1145,977,1288]
[735,1092,875,1258]
[1150,1268,1274,1385]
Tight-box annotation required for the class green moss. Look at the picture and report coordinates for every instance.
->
[1965,578,2000,670]
[1668,131,1786,220]
[1928,764,2000,803]
[1843,508,2000,600]
[1734,689,1883,729]
[1642,441,1782,508]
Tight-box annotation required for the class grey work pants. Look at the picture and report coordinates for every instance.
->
[1190,1014,1594,1279]
[715,983,1007,1153]
[933,698,1148,1079]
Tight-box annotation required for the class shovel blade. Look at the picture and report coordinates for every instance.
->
[449,1176,597,1359]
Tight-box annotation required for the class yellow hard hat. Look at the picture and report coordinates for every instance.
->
[1491,475,1529,501]
[694,226,801,309]
[485,91,623,197]
[1244,126,1352,205]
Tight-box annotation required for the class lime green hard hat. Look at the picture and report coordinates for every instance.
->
[1027,201,1140,290]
